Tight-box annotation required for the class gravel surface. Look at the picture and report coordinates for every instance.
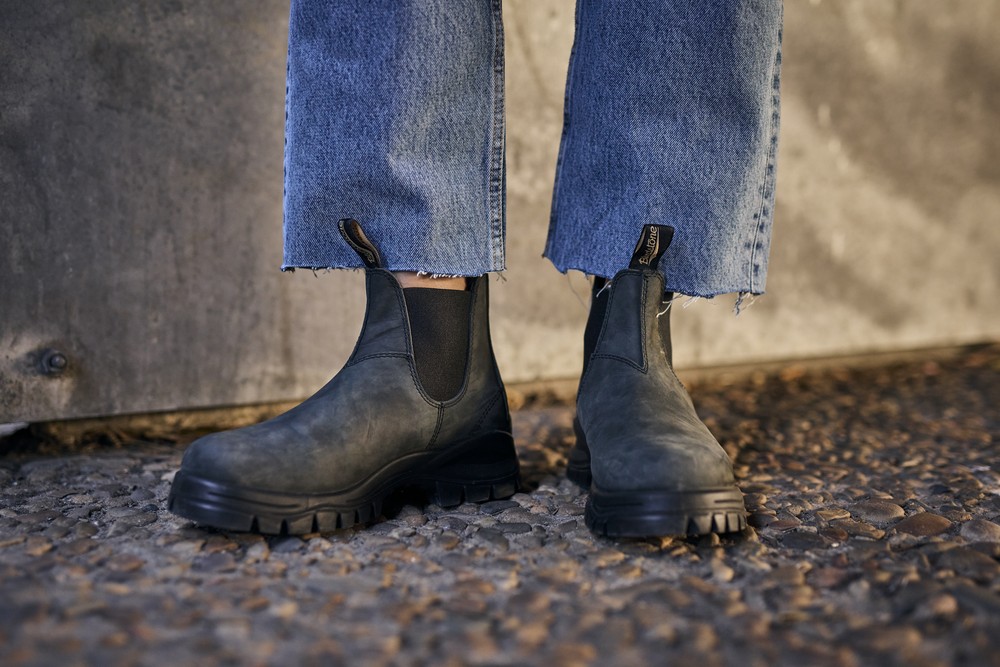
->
[1,345,998,666]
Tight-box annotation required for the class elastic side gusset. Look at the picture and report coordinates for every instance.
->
[403,287,473,402]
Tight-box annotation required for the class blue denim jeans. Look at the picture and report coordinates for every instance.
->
[283,1,783,298]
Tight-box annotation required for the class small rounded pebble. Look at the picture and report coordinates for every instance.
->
[815,508,850,521]
[780,530,830,550]
[913,593,958,620]
[959,519,1000,543]
[850,501,905,527]
[893,513,953,537]
[935,548,1000,583]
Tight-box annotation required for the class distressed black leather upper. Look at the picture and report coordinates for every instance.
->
[577,269,735,492]
[179,270,509,494]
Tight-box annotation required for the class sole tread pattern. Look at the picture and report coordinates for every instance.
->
[585,506,747,539]
[168,430,520,535]
[169,476,520,536]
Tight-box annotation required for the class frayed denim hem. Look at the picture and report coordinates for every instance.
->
[552,262,765,316]
[280,264,495,278]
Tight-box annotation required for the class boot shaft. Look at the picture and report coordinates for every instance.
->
[340,219,505,409]
[582,225,676,382]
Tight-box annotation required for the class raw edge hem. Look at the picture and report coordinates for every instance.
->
[543,257,766,314]
[280,263,504,278]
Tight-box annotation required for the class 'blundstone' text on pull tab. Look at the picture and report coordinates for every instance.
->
[338,218,382,268]
[629,224,675,271]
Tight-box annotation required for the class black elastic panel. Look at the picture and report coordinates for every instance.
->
[583,278,675,373]
[582,277,609,378]
[403,287,472,402]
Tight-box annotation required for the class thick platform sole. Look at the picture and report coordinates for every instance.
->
[567,417,746,538]
[167,431,520,535]
[586,486,747,538]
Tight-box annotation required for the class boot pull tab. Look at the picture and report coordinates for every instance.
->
[629,224,674,271]
[338,218,382,268]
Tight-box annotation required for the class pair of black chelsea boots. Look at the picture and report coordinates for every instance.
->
[168,221,746,538]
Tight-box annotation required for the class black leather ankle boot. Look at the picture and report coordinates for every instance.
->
[168,219,519,534]
[569,224,746,538]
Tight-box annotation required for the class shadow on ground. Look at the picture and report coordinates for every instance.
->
[1,345,998,666]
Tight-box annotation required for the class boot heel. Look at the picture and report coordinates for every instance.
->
[566,417,593,489]
[424,431,520,507]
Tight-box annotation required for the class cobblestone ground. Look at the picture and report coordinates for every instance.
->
[1,345,998,666]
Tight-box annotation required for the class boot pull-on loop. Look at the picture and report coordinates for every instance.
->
[338,218,383,268]
[628,224,674,271]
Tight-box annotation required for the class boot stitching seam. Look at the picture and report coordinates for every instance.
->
[590,353,648,374]
[366,270,460,409]
[345,352,442,410]
[594,271,650,367]
[426,406,445,450]
[344,271,379,365]
[472,388,505,432]
[589,274,649,374]
[347,352,409,365]
[347,270,412,362]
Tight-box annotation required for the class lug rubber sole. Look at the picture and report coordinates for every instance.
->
[585,487,748,538]
[168,431,520,535]
[568,417,747,538]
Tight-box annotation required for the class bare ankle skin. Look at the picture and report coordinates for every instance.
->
[393,272,468,290]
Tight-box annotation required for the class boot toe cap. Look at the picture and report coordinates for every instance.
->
[179,427,286,489]
[590,435,735,492]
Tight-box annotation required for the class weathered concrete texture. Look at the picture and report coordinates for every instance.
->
[2,1,999,422]
[692,0,1000,366]
[1,346,999,665]
[498,0,1000,373]
[0,1,363,423]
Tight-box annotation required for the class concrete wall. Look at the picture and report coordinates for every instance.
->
[2,1,999,423]
[500,0,1000,371]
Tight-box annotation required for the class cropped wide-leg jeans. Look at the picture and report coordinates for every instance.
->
[282,0,783,298]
